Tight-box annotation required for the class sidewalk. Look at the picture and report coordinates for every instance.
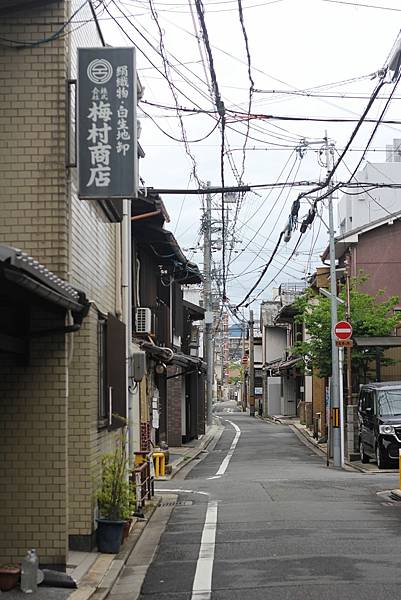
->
[259,413,400,474]
[2,422,221,600]
[164,421,222,479]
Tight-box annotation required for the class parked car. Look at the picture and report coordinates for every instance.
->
[358,382,401,469]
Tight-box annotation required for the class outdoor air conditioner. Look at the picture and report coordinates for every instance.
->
[136,307,152,334]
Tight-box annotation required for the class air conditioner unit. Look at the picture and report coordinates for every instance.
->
[136,307,152,334]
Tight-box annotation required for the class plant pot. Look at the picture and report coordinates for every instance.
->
[0,566,20,591]
[97,519,125,554]
[122,518,133,543]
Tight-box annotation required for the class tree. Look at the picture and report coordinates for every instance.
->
[293,276,400,382]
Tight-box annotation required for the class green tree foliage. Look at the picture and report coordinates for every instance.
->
[293,276,400,381]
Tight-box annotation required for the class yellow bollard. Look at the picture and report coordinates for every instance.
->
[152,452,165,479]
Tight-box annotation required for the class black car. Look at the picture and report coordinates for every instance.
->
[358,382,401,469]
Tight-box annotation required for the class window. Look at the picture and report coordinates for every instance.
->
[98,314,127,429]
[98,318,108,427]
[378,389,401,416]
[365,391,374,412]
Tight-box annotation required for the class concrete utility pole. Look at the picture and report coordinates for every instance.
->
[325,133,341,468]
[345,256,353,405]
[249,309,255,417]
[204,183,213,426]
[242,323,247,411]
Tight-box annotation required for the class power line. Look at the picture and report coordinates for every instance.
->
[235,231,285,308]
[320,0,401,12]
[140,102,221,142]
[230,152,299,269]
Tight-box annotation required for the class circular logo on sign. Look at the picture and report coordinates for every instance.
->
[87,59,113,84]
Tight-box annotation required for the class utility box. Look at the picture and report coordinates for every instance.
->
[130,351,146,382]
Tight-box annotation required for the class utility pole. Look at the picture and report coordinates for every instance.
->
[203,182,213,426]
[242,323,247,411]
[249,309,255,417]
[325,133,341,468]
[345,255,352,405]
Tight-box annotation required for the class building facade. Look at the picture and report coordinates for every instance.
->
[0,0,131,565]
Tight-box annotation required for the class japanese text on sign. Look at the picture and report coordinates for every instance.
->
[78,48,136,200]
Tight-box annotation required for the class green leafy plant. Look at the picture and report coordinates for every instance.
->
[293,274,401,382]
[97,430,135,521]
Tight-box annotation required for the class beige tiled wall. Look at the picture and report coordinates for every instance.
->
[0,307,68,566]
[0,3,69,278]
[0,2,70,567]
[0,0,121,563]
[67,3,121,546]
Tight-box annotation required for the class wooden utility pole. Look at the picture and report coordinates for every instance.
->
[249,310,255,417]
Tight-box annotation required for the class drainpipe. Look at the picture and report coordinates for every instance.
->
[122,199,132,464]
[125,55,140,463]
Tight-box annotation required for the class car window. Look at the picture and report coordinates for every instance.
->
[377,389,401,416]
[365,391,374,412]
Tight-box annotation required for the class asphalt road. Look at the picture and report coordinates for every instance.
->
[131,413,401,599]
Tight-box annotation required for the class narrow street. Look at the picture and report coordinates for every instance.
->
[110,409,401,600]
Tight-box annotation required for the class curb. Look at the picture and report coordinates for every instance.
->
[69,497,162,600]
[288,424,327,458]
[164,421,223,480]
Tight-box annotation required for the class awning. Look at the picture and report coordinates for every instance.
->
[140,340,206,372]
[132,224,202,284]
[183,300,205,321]
[275,303,298,324]
[0,245,89,316]
[354,336,401,347]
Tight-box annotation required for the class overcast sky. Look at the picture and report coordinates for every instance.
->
[96,0,401,315]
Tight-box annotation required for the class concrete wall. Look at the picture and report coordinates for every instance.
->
[337,162,401,234]
[264,327,287,363]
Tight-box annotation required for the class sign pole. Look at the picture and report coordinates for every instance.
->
[339,346,345,468]
[334,321,352,468]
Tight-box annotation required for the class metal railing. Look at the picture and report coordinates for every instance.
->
[131,452,155,516]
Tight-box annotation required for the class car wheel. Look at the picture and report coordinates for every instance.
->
[376,443,390,470]
[360,439,370,464]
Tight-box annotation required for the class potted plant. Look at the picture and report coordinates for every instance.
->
[96,430,135,553]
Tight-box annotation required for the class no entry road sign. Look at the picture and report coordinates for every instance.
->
[334,320,352,340]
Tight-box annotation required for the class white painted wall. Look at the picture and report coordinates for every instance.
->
[337,162,401,234]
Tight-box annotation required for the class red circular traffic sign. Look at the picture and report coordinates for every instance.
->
[334,320,352,340]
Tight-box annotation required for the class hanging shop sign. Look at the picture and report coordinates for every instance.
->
[77,47,137,200]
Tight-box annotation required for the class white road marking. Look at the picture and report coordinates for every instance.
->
[155,488,210,496]
[207,475,221,480]
[214,419,241,476]
[191,499,218,600]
